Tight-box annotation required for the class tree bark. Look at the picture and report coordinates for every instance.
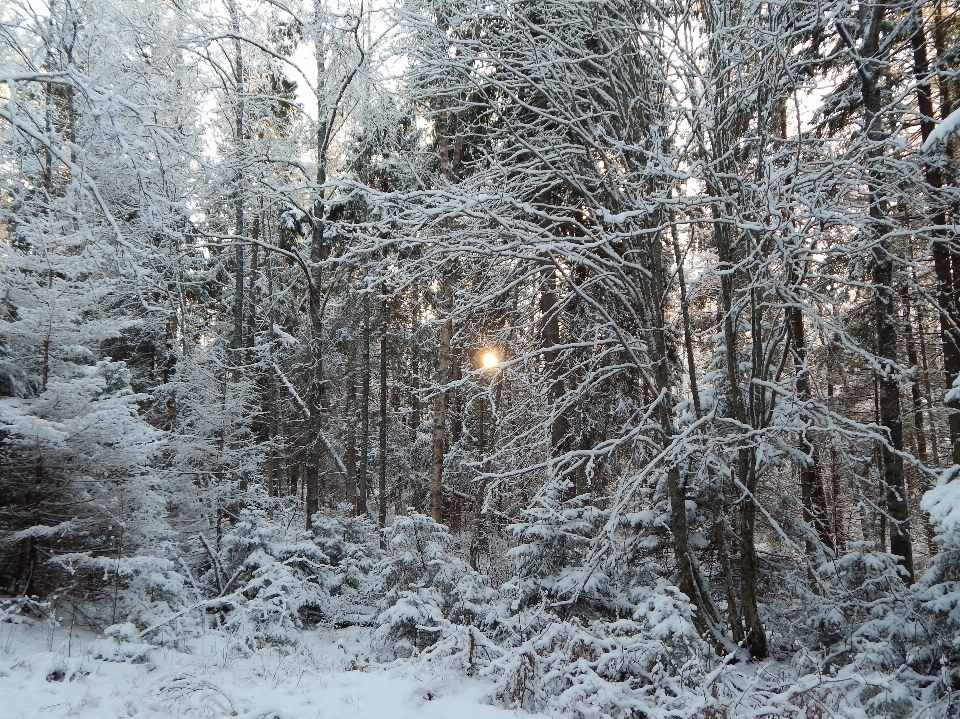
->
[358,294,371,518]
[345,380,358,506]
[901,288,927,462]
[913,7,960,464]
[841,1,914,581]
[379,301,388,531]
[540,264,572,489]
[228,0,244,353]
[716,218,767,658]
[791,306,833,550]
[429,266,453,524]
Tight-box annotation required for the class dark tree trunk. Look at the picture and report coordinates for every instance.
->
[429,267,453,524]
[791,306,833,550]
[379,302,388,532]
[841,1,914,581]
[901,288,927,462]
[358,294,371,518]
[539,264,572,489]
[345,380,358,507]
[714,214,767,659]
[913,8,960,464]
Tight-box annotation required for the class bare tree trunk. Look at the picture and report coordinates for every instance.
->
[917,307,942,467]
[914,5,960,465]
[411,346,421,432]
[902,288,927,462]
[304,0,332,527]
[669,209,701,418]
[646,219,722,649]
[470,396,486,571]
[247,217,259,353]
[839,1,914,581]
[429,267,453,524]
[345,380,358,507]
[358,294,371,518]
[713,506,743,644]
[162,314,177,432]
[540,264,571,488]
[826,350,846,551]
[379,301,388,532]
[714,215,767,659]
[791,306,833,550]
[228,0,244,353]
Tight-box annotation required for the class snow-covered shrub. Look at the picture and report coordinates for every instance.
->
[917,472,960,700]
[71,509,383,654]
[310,506,382,620]
[375,587,448,658]
[0,357,164,601]
[487,606,708,719]
[508,486,608,609]
[629,580,707,671]
[802,543,924,673]
[89,622,155,663]
[770,543,954,718]
[109,554,198,646]
[199,510,329,649]
[373,510,495,658]
[0,595,53,622]
[48,550,200,650]
[491,484,611,645]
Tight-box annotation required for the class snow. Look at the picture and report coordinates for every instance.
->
[921,107,960,152]
[922,468,960,546]
[0,619,534,719]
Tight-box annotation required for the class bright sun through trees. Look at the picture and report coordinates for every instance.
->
[480,349,499,371]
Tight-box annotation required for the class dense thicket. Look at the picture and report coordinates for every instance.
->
[3,0,960,716]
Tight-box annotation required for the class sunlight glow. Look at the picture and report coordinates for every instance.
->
[480,350,500,371]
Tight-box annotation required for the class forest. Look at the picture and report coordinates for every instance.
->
[1,0,960,717]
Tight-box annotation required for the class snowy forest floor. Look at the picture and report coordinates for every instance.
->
[0,618,529,719]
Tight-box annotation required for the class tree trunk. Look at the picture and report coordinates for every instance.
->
[917,306,942,467]
[669,208,701,419]
[843,1,914,581]
[247,217,259,352]
[540,263,572,488]
[901,288,927,462]
[791,306,833,550]
[358,294,371,518]
[429,268,453,524]
[229,0,244,353]
[411,346,421,432]
[913,7,960,464]
[304,0,331,527]
[345,380,358,507]
[646,218,722,649]
[713,505,744,644]
[714,215,767,659]
[826,352,846,551]
[379,301,388,532]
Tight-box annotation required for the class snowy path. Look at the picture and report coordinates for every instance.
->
[0,620,529,719]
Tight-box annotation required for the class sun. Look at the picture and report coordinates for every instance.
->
[480,349,500,371]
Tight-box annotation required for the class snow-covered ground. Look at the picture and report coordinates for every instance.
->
[0,618,531,719]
